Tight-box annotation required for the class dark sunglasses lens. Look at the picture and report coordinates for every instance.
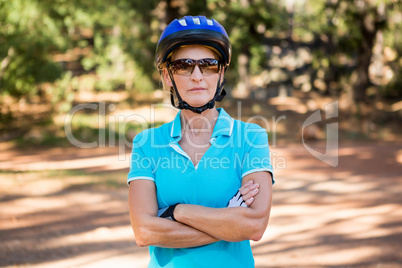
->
[170,59,195,75]
[169,59,220,76]
[199,59,220,75]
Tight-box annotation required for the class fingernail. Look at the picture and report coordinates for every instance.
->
[253,188,259,193]
[248,180,253,185]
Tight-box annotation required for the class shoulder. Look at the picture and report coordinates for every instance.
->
[221,108,267,139]
[232,119,267,136]
[132,121,173,147]
[231,119,269,148]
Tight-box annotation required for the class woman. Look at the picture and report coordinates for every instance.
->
[128,15,274,267]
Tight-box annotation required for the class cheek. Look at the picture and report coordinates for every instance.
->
[173,76,185,86]
[207,77,220,90]
[171,77,188,93]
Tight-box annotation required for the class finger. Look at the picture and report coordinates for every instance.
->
[245,197,254,206]
[239,180,253,193]
[242,187,259,201]
[240,182,259,196]
[240,181,256,195]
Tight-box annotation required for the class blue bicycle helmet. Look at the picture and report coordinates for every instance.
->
[156,15,231,114]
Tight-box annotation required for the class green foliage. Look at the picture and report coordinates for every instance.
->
[290,0,402,99]
[198,0,285,84]
[0,0,159,99]
[0,0,65,98]
[1,0,402,126]
[47,71,76,113]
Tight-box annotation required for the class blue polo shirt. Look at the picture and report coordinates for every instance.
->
[128,108,274,268]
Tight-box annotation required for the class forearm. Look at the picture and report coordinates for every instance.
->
[128,180,219,248]
[174,173,272,242]
[132,214,219,248]
[174,205,267,242]
[148,179,261,247]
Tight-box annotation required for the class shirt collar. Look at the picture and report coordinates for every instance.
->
[211,108,234,138]
[170,110,183,139]
[170,108,234,140]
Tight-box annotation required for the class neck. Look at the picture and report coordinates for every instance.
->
[180,108,219,135]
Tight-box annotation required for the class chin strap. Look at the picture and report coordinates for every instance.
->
[168,68,227,114]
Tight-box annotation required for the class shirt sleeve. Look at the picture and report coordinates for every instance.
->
[241,125,275,184]
[127,132,155,185]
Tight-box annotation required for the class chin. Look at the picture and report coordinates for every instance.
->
[184,96,213,108]
[188,98,211,107]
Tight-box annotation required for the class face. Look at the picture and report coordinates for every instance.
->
[163,45,223,108]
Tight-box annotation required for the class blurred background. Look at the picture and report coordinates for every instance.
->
[1,0,401,267]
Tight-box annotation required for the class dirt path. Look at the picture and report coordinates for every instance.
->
[1,141,402,267]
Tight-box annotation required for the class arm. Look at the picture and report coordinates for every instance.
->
[128,179,219,248]
[129,179,261,247]
[174,171,273,242]
[158,179,260,219]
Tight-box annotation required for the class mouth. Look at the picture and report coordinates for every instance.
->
[189,87,206,92]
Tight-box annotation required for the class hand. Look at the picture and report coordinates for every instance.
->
[227,180,259,208]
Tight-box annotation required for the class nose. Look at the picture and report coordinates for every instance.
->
[191,65,203,81]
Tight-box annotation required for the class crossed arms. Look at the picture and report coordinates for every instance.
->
[128,171,272,248]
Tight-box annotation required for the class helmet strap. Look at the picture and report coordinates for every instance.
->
[167,68,226,114]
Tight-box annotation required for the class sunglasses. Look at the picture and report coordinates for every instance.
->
[168,58,221,76]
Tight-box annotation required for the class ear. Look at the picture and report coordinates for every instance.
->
[163,68,173,87]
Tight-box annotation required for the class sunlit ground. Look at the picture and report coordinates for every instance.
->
[1,141,401,267]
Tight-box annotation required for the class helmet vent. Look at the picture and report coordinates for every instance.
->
[178,19,187,26]
[192,17,201,25]
[207,19,213,26]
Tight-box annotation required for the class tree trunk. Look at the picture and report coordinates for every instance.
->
[165,0,181,24]
[286,0,295,46]
[353,9,378,103]
[235,51,251,98]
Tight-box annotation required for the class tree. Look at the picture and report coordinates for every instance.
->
[350,0,386,104]
[206,0,284,97]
